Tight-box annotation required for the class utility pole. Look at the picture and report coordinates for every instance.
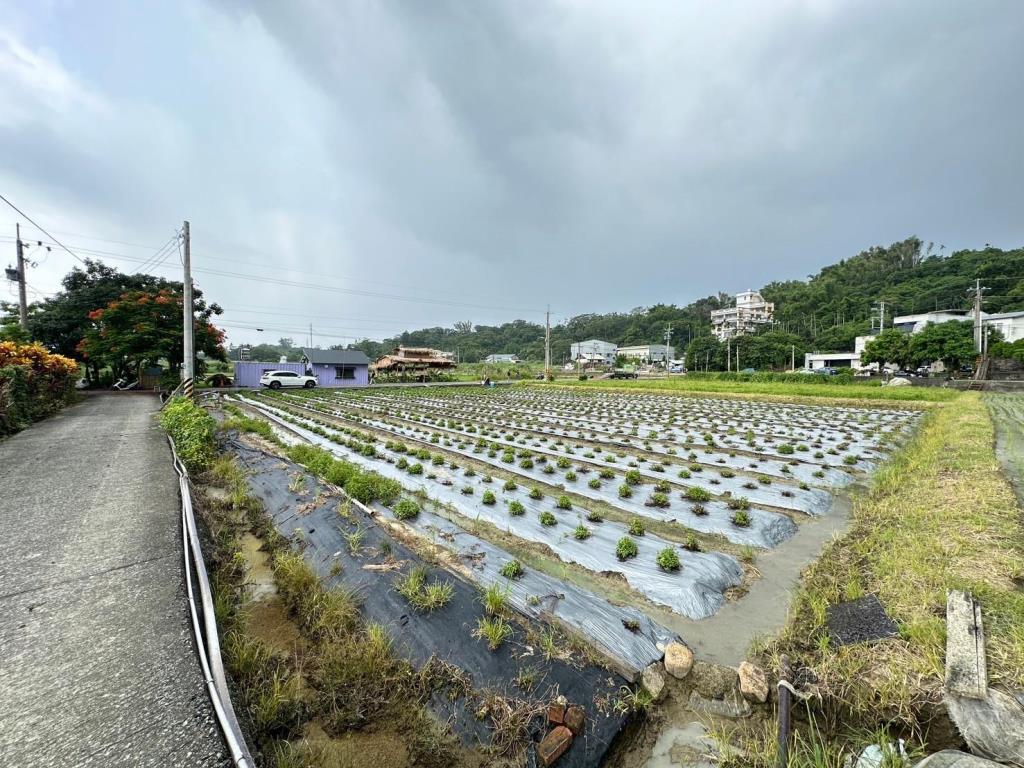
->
[972,279,984,353]
[663,323,673,363]
[182,221,194,398]
[544,305,551,379]
[15,223,28,330]
[726,336,731,372]
[309,322,314,348]
[791,344,795,372]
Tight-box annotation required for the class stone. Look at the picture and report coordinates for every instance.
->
[537,725,573,767]
[641,663,666,701]
[547,702,566,726]
[664,642,694,679]
[564,704,585,735]
[738,661,769,704]
[687,689,752,719]
[915,751,1007,768]
[945,689,1024,767]
[690,661,738,700]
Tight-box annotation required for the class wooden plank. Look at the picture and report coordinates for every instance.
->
[945,590,988,699]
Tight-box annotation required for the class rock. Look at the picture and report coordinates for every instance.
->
[664,642,694,679]
[738,661,769,704]
[547,702,566,726]
[641,663,666,701]
[887,377,911,387]
[564,705,585,736]
[687,689,751,719]
[914,750,1007,767]
[537,725,573,767]
[690,661,738,699]
[945,689,1024,767]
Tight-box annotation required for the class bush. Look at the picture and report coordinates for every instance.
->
[624,469,642,486]
[727,496,750,511]
[646,492,670,508]
[656,547,681,572]
[539,511,557,526]
[731,509,751,527]
[586,509,604,523]
[529,487,543,500]
[508,500,526,516]
[408,463,424,475]
[500,560,524,579]
[683,533,701,551]
[588,478,601,489]
[618,483,633,499]
[0,341,78,436]
[616,536,638,561]
[394,498,420,520]
[685,486,711,502]
[161,397,218,472]
[555,495,572,510]
[778,444,795,455]
[503,479,517,491]
[628,518,645,536]
[482,490,496,505]
[574,524,591,540]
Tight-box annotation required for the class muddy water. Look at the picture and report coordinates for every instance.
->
[649,493,854,666]
[987,394,1024,505]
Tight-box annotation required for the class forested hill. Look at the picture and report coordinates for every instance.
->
[339,238,1023,364]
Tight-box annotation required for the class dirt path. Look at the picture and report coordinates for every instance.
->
[0,393,230,767]
[986,394,1024,505]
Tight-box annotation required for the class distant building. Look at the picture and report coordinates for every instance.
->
[892,308,1024,346]
[301,348,370,387]
[570,339,617,365]
[710,290,775,341]
[371,346,457,376]
[617,344,676,363]
[984,311,1024,343]
[804,335,875,372]
[484,353,520,364]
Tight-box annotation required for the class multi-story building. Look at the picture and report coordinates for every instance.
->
[483,353,520,363]
[570,339,617,366]
[710,290,775,341]
[617,344,676,363]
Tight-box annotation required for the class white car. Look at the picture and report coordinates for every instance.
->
[259,370,317,389]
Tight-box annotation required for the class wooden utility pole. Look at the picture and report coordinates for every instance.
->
[15,223,28,330]
[544,306,551,379]
[182,221,195,397]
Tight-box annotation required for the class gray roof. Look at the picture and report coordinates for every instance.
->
[302,347,370,366]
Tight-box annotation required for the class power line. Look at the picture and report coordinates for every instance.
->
[0,194,87,265]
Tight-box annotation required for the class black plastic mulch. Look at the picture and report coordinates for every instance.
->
[227,438,632,767]
[826,593,899,646]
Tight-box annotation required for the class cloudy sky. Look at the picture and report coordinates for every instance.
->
[1,0,1021,348]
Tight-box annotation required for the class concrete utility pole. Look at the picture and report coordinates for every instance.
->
[726,336,731,372]
[791,344,795,372]
[15,223,28,330]
[663,323,673,361]
[182,221,195,397]
[544,306,551,379]
[972,279,984,353]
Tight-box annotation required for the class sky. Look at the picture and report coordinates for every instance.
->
[1,0,1022,349]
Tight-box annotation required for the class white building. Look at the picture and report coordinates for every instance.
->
[804,335,876,372]
[570,339,617,365]
[893,309,1024,345]
[483,353,520,363]
[617,344,676,363]
[710,290,775,341]
[981,311,1024,343]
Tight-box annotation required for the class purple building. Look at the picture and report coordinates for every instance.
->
[299,347,370,388]
[232,348,370,389]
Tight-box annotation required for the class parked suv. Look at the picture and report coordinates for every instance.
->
[259,370,317,389]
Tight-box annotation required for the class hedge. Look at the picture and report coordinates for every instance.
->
[0,342,78,437]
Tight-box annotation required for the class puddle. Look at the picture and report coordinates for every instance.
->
[239,532,276,602]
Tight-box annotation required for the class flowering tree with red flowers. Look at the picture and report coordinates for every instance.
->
[78,288,225,380]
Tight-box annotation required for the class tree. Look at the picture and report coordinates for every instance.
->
[685,335,724,371]
[78,288,225,379]
[860,329,912,369]
[908,321,975,371]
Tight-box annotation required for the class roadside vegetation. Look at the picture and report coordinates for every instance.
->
[757,393,1024,740]
[0,341,78,436]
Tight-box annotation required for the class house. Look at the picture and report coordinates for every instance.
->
[891,310,973,334]
[300,348,370,387]
[569,339,617,366]
[710,290,775,341]
[617,344,676,364]
[804,335,876,372]
[372,346,457,375]
[484,353,520,364]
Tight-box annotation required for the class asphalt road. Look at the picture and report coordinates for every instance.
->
[0,393,230,767]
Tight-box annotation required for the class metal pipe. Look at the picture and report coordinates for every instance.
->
[777,654,792,768]
[168,437,253,767]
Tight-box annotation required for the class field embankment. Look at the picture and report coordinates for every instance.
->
[760,392,1024,741]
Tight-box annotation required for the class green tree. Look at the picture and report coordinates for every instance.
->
[79,288,225,379]
[685,335,724,371]
[861,329,912,369]
[908,321,975,371]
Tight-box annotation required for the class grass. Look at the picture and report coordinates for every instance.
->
[548,377,958,404]
[761,393,1024,734]
[394,565,455,612]
[474,615,513,651]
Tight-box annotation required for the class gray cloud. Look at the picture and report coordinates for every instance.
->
[1,0,1022,346]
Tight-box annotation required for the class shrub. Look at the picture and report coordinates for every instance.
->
[656,547,681,572]
[720,469,735,478]
[394,498,420,520]
[628,518,645,536]
[599,468,615,479]
[588,478,601,489]
[646,492,670,508]
[625,469,642,486]
[539,510,557,526]
[500,560,524,579]
[691,504,708,516]
[616,536,639,561]
[683,533,701,552]
[509,500,526,516]
[731,509,751,527]
[408,463,424,475]
[685,486,711,502]
[843,454,858,465]
[677,469,691,479]
[573,524,591,540]
[586,509,604,523]
[778,444,795,455]
[161,397,218,472]
[565,471,578,482]
[482,490,496,505]
[460,485,474,495]
[503,479,518,491]
[555,495,572,510]
[529,487,543,500]
[396,457,409,470]
[618,483,633,499]
[727,496,751,511]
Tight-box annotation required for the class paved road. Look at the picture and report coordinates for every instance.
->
[0,394,230,767]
